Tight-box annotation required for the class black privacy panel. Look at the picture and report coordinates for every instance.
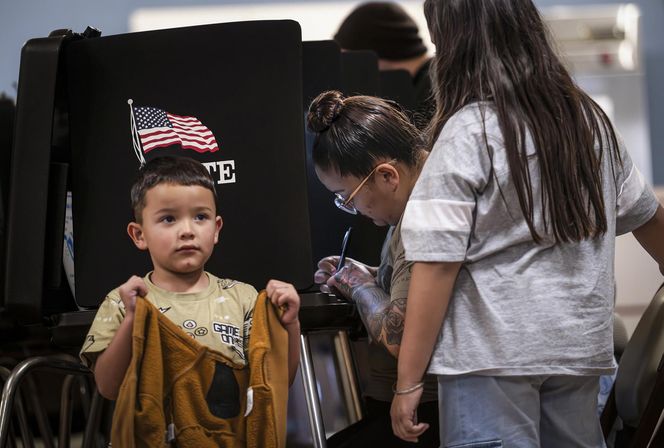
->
[67,21,312,307]
[341,50,380,97]
[302,40,343,108]
[379,69,416,112]
[302,43,387,271]
[0,96,14,211]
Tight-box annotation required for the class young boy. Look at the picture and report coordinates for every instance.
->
[80,156,301,400]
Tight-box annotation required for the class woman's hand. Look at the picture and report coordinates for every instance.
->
[314,256,377,298]
[391,387,429,442]
[329,261,376,299]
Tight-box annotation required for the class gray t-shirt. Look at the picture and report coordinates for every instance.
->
[402,102,659,377]
[364,218,438,402]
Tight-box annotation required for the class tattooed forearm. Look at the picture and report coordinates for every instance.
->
[351,284,406,358]
[384,298,406,346]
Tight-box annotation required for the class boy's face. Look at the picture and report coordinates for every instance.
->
[127,183,222,277]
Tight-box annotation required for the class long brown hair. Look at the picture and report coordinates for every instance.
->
[424,0,620,243]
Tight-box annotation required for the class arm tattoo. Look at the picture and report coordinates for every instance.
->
[333,263,375,298]
[384,298,406,346]
[351,284,406,356]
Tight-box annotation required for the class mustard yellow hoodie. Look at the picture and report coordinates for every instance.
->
[111,290,288,447]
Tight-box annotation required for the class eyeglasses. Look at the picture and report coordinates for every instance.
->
[334,159,397,215]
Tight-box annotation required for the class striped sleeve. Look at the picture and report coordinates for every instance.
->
[614,135,659,235]
[402,116,492,262]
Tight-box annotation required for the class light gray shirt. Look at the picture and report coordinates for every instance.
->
[402,102,659,376]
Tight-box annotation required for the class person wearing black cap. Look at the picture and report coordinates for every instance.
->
[334,1,434,128]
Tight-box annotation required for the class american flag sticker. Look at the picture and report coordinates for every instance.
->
[128,99,219,165]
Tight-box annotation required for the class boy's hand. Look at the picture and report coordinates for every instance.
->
[314,256,377,293]
[265,279,300,327]
[118,275,148,315]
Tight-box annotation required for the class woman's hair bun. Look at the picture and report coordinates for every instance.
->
[307,90,345,133]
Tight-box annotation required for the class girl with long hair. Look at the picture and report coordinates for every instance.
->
[390,0,664,446]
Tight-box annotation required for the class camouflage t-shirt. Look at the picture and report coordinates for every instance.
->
[80,272,258,369]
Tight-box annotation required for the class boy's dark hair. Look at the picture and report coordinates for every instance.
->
[130,156,216,222]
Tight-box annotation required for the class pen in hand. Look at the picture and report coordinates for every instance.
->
[319,226,353,295]
[337,226,353,271]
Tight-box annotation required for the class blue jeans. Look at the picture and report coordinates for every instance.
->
[438,375,606,448]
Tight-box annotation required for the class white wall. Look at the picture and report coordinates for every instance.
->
[128,0,432,50]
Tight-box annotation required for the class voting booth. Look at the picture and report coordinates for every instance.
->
[1,20,425,447]
[303,42,390,270]
[0,96,14,304]
[1,22,318,446]
[65,21,312,306]
[0,21,383,447]
[379,69,416,113]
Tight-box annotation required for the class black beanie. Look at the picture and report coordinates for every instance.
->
[334,2,427,61]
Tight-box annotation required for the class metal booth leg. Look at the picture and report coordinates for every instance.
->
[300,334,327,448]
[333,331,363,424]
[81,388,104,448]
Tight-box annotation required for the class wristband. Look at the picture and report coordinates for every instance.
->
[393,381,424,395]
